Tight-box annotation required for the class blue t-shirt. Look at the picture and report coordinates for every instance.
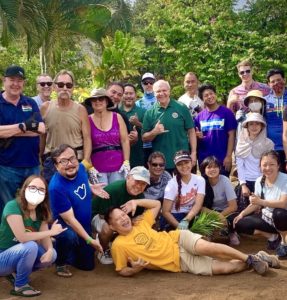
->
[195,105,237,164]
[265,89,287,150]
[49,163,92,231]
[0,93,42,167]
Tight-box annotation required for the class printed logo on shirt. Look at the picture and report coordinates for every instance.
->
[74,183,87,200]
[172,112,178,119]
[134,233,149,245]
[22,105,33,112]
[200,118,225,132]
[179,187,198,205]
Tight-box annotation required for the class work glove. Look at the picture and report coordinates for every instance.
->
[119,160,130,178]
[177,218,189,230]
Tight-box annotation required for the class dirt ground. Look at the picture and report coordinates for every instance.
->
[1,235,286,300]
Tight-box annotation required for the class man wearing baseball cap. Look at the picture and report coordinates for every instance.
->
[0,65,45,215]
[92,166,151,264]
[136,72,157,164]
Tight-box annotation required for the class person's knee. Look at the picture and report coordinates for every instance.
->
[56,228,77,245]
[273,208,287,231]
[21,241,39,258]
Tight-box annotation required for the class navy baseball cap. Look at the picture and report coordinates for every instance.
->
[4,65,26,79]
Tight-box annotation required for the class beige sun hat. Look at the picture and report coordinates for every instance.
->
[244,90,266,107]
[242,112,266,128]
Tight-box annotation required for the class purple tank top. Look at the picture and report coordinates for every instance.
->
[89,112,123,172]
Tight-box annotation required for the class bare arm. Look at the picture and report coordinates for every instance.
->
[250,193,287,209]
[223,130,235,171]
[121,199,161,219]
[39,222,54,251]
[185,193,204,221]
[220,199,237,217]
[188,128,197,164]
[162,199,179,228]
[6,215,65,243]
[118,258,149,277]
[117,114,130,161]
[79,105,92,161]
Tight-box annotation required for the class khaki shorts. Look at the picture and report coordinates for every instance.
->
[179,230,213,276]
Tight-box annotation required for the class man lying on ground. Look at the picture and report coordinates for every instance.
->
[104,199,280,277]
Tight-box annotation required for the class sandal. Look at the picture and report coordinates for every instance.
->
[56,265,73,277]
[10,285,41,297]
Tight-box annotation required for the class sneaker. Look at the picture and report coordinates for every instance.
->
[246,254,269,275]
[276,244,287,258]
[229,232,240,246]
[256,251,280,269]
[267,235,281,250]
[56,265,73,277]
[98,249,113,264]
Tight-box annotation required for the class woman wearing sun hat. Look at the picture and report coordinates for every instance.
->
[235,113,274,212]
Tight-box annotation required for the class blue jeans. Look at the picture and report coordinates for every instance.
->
[55,227,95,271]
[0,165,40,216]
[0,241,56,287]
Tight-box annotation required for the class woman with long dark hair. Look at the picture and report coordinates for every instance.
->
[234,150,287,257]
[161,150,205,230]
[200,156,239,245]
[0,175,66,297]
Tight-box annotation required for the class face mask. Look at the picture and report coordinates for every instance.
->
[25,189,45,206]
[248,102,262,111]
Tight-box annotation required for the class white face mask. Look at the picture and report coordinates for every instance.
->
[25,189,45,206]
[248,102,262,111]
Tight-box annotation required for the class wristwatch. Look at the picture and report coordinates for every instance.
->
[18,123,25,133]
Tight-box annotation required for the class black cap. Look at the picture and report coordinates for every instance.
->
[4,65,26,79]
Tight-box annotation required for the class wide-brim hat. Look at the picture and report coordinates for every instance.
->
[244,90,266,107]
[84,88,113,108]
[242,112,266,128]
[129,166,150,185]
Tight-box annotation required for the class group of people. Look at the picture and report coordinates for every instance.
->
[0,60,286,297]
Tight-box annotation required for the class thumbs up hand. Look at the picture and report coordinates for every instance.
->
[129,126,138,143]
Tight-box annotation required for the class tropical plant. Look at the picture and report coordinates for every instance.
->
[190,211,224,237]
[92,30,145,87]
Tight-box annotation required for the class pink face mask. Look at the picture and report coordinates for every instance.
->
[272,81,285,94]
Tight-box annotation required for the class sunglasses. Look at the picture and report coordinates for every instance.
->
[151,163,165,168]
[143,81,154,86]
[38,82,53,87]
[239,69,251,75]
[55,82,73,89]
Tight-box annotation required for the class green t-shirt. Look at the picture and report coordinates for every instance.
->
[142,99,194,169]
[92,180,144,216]
[0,200,42,250]
[119,104,146,167]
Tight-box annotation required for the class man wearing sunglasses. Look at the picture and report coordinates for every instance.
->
[40,70,92,182]
[136,73,157,164]
[227,60,270,113]
[32,73,53,108]
[0,65,45,216]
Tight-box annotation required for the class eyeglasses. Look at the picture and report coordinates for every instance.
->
[27,185,46,195]
[55,82,74,89]
[239,69,251,75]
[151,163,165,168]
[57,156,78,166]
[143,81,154,86]
[38,82,53,87]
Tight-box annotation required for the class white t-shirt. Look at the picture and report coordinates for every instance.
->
[212,175,237,211]
[255,172,287,225]
[164,174,205,214]
[178,93,204,118]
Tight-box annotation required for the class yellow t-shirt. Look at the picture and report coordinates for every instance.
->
[111,210,181,272]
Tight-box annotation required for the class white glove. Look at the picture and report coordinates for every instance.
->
[119,160,130,178]
[88,167,101,184]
